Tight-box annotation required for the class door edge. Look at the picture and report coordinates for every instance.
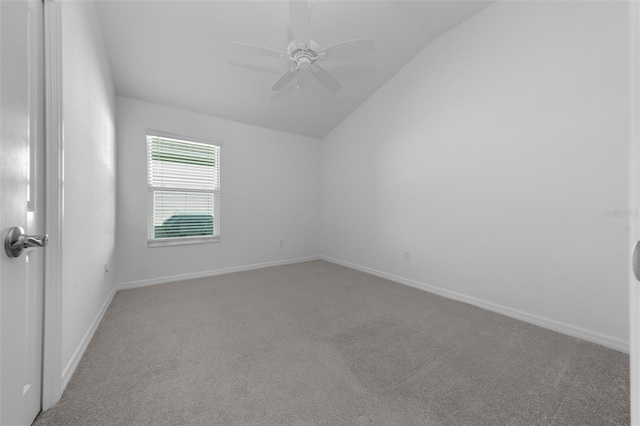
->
[42,0,63,411]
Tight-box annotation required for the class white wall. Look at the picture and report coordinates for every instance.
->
[61,0,116,378]
[115,97,320,286]
[321,1,630,349]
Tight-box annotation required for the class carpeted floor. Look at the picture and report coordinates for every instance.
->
[34,260,629,425]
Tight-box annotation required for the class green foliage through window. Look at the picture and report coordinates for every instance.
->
[147,133,221,242]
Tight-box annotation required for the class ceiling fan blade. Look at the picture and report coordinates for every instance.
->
[319,38,374,60]
[271,66,298,91]
[233,41,288,58]
[297,67,313,89]
[289,0,311,47]
[311,65,342,93]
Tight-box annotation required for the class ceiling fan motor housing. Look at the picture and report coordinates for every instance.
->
[288,40,321,68]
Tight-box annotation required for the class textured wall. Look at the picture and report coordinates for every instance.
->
[115,97,321,286]
[61,0,117,373]
[321,1,630,348]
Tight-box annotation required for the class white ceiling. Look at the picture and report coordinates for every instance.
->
[96,1,493,139]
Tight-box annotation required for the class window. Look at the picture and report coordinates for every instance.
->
[147,131,221,246]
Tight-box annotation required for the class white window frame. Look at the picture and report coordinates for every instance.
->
[146,129,221,247]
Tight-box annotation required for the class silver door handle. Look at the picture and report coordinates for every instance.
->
[4,226,48,258]
[633,241,640,281]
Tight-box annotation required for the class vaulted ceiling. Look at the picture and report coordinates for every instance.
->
[96,1,493,139]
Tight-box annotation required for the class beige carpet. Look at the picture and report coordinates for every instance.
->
[34,260,629,425]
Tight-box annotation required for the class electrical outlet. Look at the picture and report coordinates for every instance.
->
[279,239,284,247]
[403,250,411,261]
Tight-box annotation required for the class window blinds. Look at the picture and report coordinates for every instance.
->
[147,133,220,242]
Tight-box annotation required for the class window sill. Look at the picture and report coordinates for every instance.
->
[147,236,220,248]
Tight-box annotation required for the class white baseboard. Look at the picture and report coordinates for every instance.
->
[321,256,629,354]
[116,256,321,291]
[61,285,117,392]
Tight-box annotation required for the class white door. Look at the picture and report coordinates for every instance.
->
[0,0,46,424]
[631,1,640,424]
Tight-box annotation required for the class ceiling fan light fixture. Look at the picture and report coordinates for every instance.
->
[298,57,312,69]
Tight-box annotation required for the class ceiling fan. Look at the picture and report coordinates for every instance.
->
[234,0,374,93]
